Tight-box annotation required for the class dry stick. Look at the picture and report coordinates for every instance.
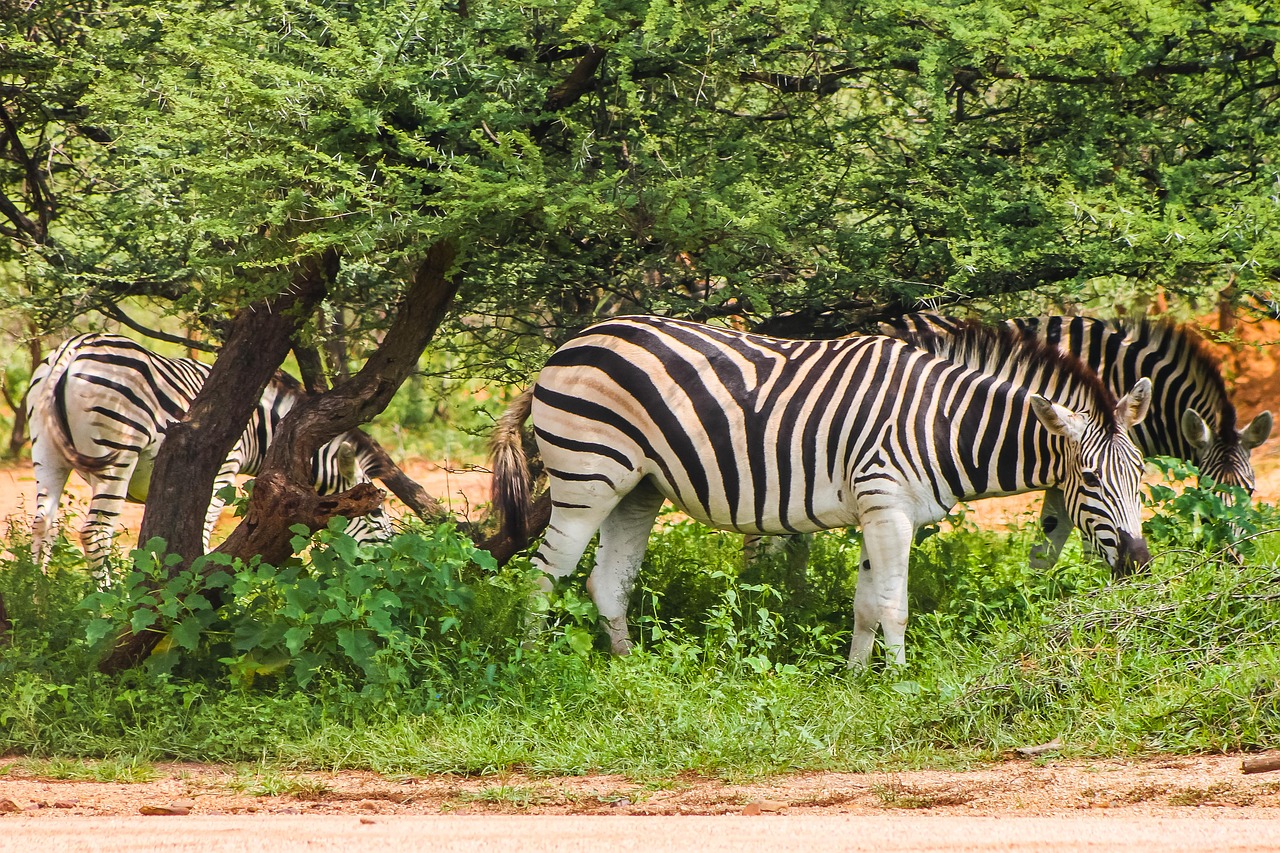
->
[1242,756,1280,775]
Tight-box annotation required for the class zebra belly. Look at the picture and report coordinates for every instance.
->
[642,469,859,535]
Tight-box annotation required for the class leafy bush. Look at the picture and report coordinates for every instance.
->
[80,520,546,703]
[1144,456,1280,558]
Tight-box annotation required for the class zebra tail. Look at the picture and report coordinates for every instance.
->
[489,388,534,549]
[32,338,120,473]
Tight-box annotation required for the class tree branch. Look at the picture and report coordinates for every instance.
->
[102,303,218,352]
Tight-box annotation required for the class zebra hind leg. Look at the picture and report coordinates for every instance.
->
[79,462,139,588]
[30,446,72,573]
[585,482,665,655]
[525,493,623,647]
[847,508,915,670]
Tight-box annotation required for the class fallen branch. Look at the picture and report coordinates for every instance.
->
[1242,755,1280,775]
[1014,737,1063,758]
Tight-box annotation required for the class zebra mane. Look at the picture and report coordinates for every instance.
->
[901,319,1120,431]
[1124,318,1238,444]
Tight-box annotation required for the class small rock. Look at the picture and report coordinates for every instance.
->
[610,797,632,808]
[277,808,300,815]
[360,817,376,825]
[0,799,19,814]
[52,800,77,809]
[139,804,191,816]
[357,800,379,811]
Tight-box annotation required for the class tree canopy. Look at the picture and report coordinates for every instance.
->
[4,0,1278,346]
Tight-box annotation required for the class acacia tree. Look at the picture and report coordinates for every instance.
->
[5,0,1280,666]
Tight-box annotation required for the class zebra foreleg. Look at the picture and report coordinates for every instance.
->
[1029,488,1072,571]
[847,508,915,670]
[585,482,665,655]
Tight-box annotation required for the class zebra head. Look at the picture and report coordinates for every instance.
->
[1181,408,1272,496]
[1031,378,1153,577]
[329,438,395,544]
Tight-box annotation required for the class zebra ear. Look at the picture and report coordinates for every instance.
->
[1240,411,1273,450]
[1030,395,1087,443]
[1180,409,1213,451]
[337,439,358,483]
[1116,378,1152,431]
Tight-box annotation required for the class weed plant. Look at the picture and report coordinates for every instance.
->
[2,464,1280,778]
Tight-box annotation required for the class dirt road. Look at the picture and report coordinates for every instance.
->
[4,755,1280,850]
[4,813,1280,853]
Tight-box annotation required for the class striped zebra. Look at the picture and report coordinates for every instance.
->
[886,313,1272,566]
[28,333,392,582]
[490,315,1152,667]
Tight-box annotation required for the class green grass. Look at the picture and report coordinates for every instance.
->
[2,473,1280,780]
[224,764,332,798]
[0,755,158,783]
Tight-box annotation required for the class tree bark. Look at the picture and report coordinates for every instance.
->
[210,239,462,580]
[100,241,460,673]
[3,330,40,457]
[292,341,330,396]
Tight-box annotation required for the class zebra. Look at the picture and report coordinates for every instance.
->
[490,315,1152,667]
[28,333,393,582]
[886,313,1272,566]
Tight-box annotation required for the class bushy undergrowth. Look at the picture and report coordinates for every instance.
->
[2,466,1280,777]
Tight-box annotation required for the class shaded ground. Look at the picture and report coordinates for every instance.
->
[3,754,1280,819]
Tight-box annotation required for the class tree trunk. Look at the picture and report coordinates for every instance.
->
[293,339,449,522]
[293,341,330,396]
[98,253,336,673]
[100,241,461,673]
[3,330,40,458]
[345,429,452,524]
[131,253,337,565]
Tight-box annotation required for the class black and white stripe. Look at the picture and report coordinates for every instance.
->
[491,316,1152,667]
[887,313,1272,565]
[28,333,391,582]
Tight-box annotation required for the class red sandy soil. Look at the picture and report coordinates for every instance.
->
[3,753,1280,819]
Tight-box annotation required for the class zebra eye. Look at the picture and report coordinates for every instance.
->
[1081,470,1102,488]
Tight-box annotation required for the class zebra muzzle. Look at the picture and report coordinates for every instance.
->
[1114,531,1151,578]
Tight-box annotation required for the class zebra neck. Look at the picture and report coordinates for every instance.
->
[939,386,1066,502]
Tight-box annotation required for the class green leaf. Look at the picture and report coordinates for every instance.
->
[172,616,205,652]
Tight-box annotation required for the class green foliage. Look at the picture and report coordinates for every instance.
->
[82,521,540,703]
[1144,457,1280,558]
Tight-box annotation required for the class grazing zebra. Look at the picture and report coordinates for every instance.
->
[28,333,392,581]
[886,313,1272,566]
[490,315,1152,667]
